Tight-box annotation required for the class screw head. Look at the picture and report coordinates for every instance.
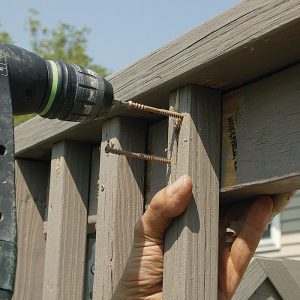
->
[91,264,95,274]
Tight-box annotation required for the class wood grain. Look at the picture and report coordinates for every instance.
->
[163,85,221,299]
[233,258,300,300]
[145,119,168,207]
[13,160,49,300]
[88,146,100,216]
[232,259,266,300]
[259,259,300,299]
[15,0,300,160]
[43,215,97,236]
[93,117,147,299]
[221,64,300,202]
[249,279,282,300]
[42,141,91,300]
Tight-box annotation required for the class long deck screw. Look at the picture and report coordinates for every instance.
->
[127,101,184,119]
[105,143,171,164]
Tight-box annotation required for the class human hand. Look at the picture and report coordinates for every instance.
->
[112,175,192,299]
[218,196,273,299]
[112,175,273,300]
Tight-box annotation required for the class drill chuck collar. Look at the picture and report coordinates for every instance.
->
[2,43,114,122]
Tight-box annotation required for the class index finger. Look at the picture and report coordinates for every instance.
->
[231,196,273,283]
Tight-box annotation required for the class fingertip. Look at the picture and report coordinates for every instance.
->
[177,175,193,198]
[140,175,192,239]
[162,175,192,218]
[182,175,193,192]
[167,175,192,196]
[251,196,273,216]
[148,175,192,220]
[246,196,273,230]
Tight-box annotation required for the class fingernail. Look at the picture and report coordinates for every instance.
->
[168,176,184,196]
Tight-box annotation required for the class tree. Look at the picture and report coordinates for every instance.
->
[28,10,108,76]
[0,26,13,44]
[0,10,109,125]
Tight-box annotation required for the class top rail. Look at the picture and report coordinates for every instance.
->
[15,0,300,160]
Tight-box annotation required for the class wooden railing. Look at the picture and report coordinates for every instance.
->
[13,0,300,299]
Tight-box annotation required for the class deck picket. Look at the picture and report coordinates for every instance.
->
[9,0,300,298]
[42,141,91,300]
[13,160,49,300]
[93,117,147,299]
[163,85,221,299]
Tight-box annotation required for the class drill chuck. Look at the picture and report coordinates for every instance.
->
[0,44,114,122]
[40,60,113,121]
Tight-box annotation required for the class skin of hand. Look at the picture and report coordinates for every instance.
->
[112,175,273,300]
[218,196,273,299]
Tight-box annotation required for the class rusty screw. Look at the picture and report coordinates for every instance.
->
[127,101,184,119]
[105,144,171,164]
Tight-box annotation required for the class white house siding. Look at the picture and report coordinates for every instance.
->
[256,191,300,260]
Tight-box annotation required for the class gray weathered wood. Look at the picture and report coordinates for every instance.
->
[87,215,97,235]
[221,64,300,202]
[232,259,267,300]
[43,215,97,236]
[15,0,300,160]
[145,119,168,207]
[281,259,300,287]
[13,160,49,300]
[93,117,147,299]
[163,85,221,299]
[249,279,282,300]
[85,236,96,300]
[42,141,91,300]
[234,258,300,300]
[88,146,100,216]
[259,259,300,299]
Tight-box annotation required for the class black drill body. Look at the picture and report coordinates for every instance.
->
[1,44,114,121]
[0,43,114,299]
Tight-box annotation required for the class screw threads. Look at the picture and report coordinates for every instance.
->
[128,101,183,119]
[105,144,171,164]
[128,102,146,111]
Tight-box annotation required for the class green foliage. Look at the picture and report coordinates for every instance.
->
[1,10,109,126]
[14,114,37,126]
[0,30,13,44]
[28,9,108,76]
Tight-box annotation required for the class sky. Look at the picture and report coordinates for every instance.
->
[1,0,240,72]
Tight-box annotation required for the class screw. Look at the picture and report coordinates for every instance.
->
[105,144,171,164]
[91,264,95,275]
[127,101,184,119]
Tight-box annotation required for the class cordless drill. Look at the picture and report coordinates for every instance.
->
[0,44,114,299]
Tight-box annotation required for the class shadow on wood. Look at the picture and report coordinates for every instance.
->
[14,160,49,300]
[163,84,221,299]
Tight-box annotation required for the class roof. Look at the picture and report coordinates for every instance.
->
[233,258,300,300]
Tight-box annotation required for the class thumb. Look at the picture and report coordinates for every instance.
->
[135,175,193,241]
